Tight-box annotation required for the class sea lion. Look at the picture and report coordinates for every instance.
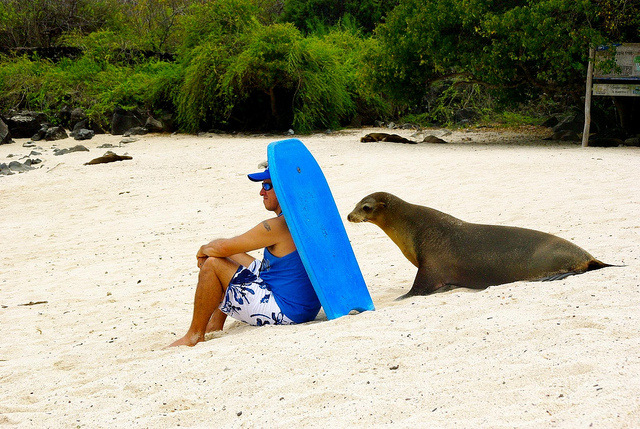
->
[347,192,613,299]
[360,133,417,144]
[84,151,132,165]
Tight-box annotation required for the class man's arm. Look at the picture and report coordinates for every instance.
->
[197,216,288,259]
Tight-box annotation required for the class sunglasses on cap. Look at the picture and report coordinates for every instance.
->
[261,182,273,191]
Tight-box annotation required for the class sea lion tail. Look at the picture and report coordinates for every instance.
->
[540,259,622,282]
[586,259,625,271]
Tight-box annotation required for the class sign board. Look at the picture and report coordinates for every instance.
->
[593,43,640,81]
[592,83,640,97]
[583,43,640,146]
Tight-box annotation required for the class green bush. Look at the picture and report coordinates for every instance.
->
[175,14,388,132]
[0,33,181,128]
[370,0,620,110]
[0,55,53,112]
[6,0,633,133]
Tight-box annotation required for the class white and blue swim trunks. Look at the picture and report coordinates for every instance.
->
[219,259,295,326]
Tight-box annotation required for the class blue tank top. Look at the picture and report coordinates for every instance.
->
[260,248,321,323]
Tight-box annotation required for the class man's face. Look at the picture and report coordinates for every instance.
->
[260,180,280,213]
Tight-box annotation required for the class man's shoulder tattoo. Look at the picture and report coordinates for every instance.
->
[262,221,271,232]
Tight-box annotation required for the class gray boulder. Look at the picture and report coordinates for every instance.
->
[552,113,585,134]
[54,145,89,156]
[4,111,47,138]
[111,108,144,135]
[145,116,163,133]
[1,117,12,145]
[45,126,69,141]
[31,125,48,141]
[0,163,13,175]
[0,159,40,174]
[74,129,95,141]
[69,108,87,130]
[123,126,147,136]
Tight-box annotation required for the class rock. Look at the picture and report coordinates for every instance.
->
[70,119,94,137]
[69,108,87,130]
[455,108,478,123]
[24,158,41,166]
[58,105,72,128]
[401,123,420,130]
[74,129,95,141]
[1,117,13,145]
[541,116,559,128]
[589,137,624,147]
[54,145,89,156]
[552,113,584,134]
[160,112,175,132]
[0,163,13,175]
[4,111,47,138]
[545,130,580,141]
[70,117,106,135]
[45,126,69,141]
[32,124,68,141]
[8,160,33,172]
[111,107,144,135]
[123,126,147,137]
[144,116,163,133]
[0,158,42,175]
[31,125,48,141]
[624,136,640,146]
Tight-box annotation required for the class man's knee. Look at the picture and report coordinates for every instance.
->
[201,257,240,284]
[201,256,225,272]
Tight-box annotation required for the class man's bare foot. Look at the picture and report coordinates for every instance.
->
[165,333,202,348]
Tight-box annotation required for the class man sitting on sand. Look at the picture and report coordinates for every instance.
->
[168,167,321,347]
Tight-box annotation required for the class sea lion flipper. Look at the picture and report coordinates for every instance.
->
[539,272,578,281]
[404,265,443,297]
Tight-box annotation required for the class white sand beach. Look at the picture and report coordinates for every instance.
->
[1,128,639,428]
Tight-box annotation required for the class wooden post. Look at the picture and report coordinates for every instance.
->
[582,46,595,147]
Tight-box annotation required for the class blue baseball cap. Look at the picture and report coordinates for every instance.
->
[247,168,270,182]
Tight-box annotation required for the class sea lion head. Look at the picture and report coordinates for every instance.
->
[347,192,394,224]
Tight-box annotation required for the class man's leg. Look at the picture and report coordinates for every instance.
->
[204,254,256,333]
[205,309,228,333]
[167,257,239,347]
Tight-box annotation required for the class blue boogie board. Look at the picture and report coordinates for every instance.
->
[267,139,374,320]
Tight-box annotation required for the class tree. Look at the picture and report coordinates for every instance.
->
[122,0,193,52]
[176,17,366,132]
[281,0,400,34]
[370,0,637,109]
[0,0,123,48]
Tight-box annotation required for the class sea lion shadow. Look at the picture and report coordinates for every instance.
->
[394,284,487,301]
